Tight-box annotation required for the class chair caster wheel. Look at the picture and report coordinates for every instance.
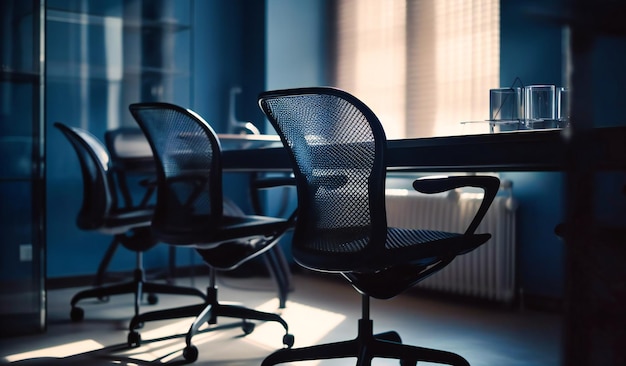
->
[70,307,84,322]
[242,321,255,335]
[147,293,158,305]
[183,345,198,362]
[283,333,295,348]
[127,331,141,348]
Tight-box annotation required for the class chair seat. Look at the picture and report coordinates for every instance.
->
[194,216,292,270]
[386,227,460,247]
[105,207,154,226]
[293,227,490,276]
[216,214,290,240]
[345,230,492,300]
[93,207,154,236]
[101,208,156,252]
[385,227,490,259]
[153,214,289,248]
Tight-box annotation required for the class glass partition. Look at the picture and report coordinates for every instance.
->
[0,0,46,336]
[45,0,192,280]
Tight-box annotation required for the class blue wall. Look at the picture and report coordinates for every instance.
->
[266,0,330,90]
[499,0,568,299]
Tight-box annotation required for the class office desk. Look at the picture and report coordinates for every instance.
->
[221,126,626,172]
[112,133,284,174]
[111,126,626,175]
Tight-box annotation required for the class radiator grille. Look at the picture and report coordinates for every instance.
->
[386,189,517,303]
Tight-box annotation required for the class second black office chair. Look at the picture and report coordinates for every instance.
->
[54,123,207,323]
[258,87,501,366]
[128,102,295,362]
[105,126,295,308]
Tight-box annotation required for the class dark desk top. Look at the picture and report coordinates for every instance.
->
[222,127,626,173]
[109,127,626,173]
[108,132,283,173]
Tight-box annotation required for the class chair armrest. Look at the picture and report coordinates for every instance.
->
[412,175,501,235]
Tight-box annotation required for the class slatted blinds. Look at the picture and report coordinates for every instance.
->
[333,0,500,138]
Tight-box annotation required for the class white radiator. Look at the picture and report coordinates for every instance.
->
[385,186,517,303]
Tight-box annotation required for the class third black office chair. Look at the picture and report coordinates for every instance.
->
[128,102,294,362]
[258,87,501,366]
[54,123,207,323]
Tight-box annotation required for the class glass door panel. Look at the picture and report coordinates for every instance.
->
[0,0,45,336]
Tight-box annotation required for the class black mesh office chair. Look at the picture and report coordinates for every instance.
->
[54,123,207,323]
[128,102,295,362]
[258,87,501,366]
[105,126,295,308]
[84,128,163,288]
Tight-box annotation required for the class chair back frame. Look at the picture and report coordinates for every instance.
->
[54,123,116,230]
[259,87,389,271]
[129,102,224,245]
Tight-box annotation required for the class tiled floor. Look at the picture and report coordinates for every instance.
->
[0,271,562,365]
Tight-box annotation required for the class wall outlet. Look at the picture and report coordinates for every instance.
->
[20,244,32,262]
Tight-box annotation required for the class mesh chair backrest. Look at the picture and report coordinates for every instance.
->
[54,123,115,230]
[129,103,223,244]
[259,87,388,266]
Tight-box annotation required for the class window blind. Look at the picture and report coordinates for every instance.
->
[333,0,499,138]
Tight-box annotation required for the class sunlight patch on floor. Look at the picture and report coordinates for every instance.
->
[3,299,346,364]
[245,299,347,351]
[117,337,185,363]
[4,339,104,363]
[112,299,347,364]
[140,318,191,340]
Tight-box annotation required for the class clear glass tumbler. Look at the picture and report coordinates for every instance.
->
[524,85,556,128]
